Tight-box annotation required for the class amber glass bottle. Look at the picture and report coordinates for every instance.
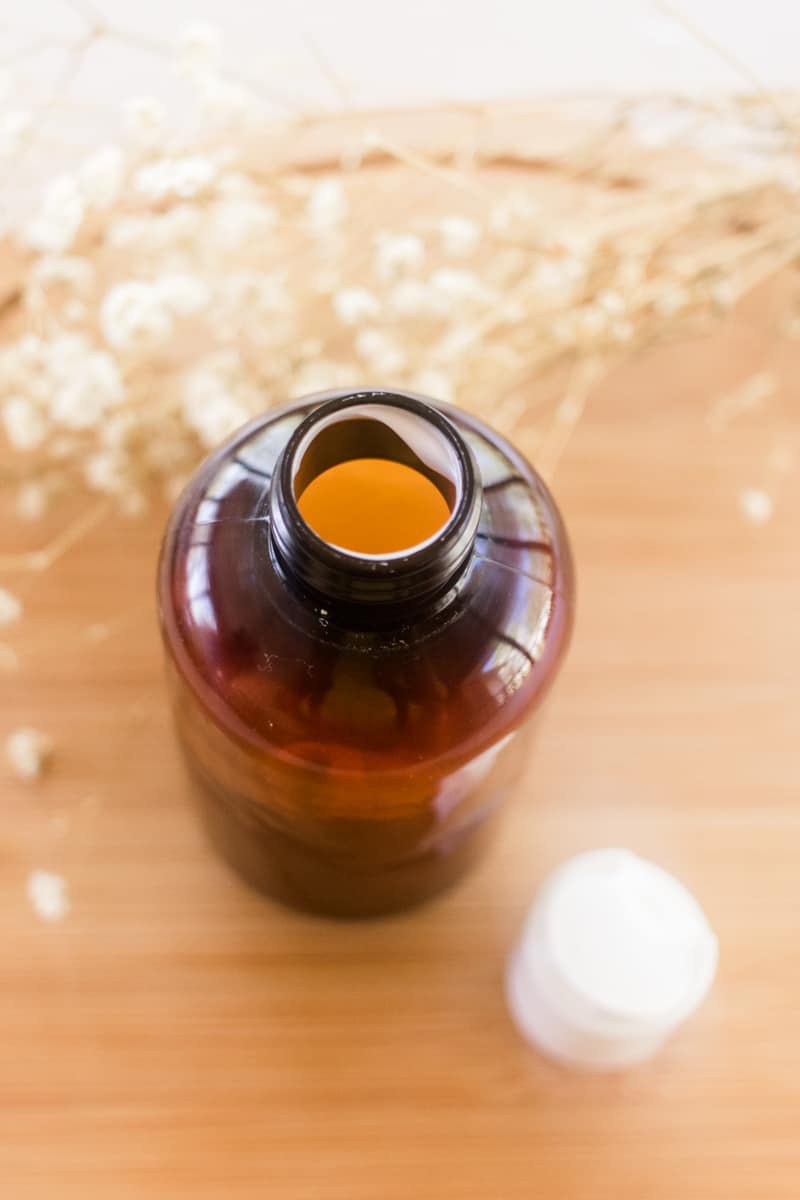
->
[158,389,574,917]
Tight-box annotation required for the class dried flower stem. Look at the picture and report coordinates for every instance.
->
[536,358,603,482]
[0,503,110,572]
[655,0,795,133]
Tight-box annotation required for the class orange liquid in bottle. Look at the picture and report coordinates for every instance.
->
[297,457,451,554]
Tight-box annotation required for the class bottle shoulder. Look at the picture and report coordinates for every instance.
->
[158,401,574,768]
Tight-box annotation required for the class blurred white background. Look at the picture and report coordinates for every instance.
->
[2,0,798,119]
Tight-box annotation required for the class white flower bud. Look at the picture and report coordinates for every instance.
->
[739,487,773,526]
[16,480,48,520]
[374,233,424,280]
[155,273,212,316]
[84,449,129,495]
[211,199,277,249]
[0,587,22,627]
[354,329,406,374]
[410,369,453,403]
[79,145,125,209]
[430,269,491,309]
[307,179,347,231]
[6,728,53,780]
[0,110,32,158]
[438,215,480,257]
[134,156,217,201]
[24,175,84,254]
[101,281,173,353]
[27,870,69,921]
[2,396,48,451]
[333,287,379,325]
[49,350,124,430]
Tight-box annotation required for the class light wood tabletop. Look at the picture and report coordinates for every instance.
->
[1,117,799,1198]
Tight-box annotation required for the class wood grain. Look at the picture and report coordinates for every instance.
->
[1,116,799,1199]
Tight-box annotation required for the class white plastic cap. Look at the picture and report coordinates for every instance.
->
[506,848,718,1070]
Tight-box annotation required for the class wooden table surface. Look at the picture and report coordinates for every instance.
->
[2,142,800,1197]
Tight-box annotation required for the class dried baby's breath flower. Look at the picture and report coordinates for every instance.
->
[100,281,173,352]
[24,175,84,254]
[739,487,773,525]
[6,727,54,780]
[29,255,94,294]
[430,268,492,310]
[611,319,635,343]
[65,300,86,323]
[355,328,407,374]
[84,448,129,494]
[221,271,286,315]
[0,110,32,158]
[0,588,22,627]
[410,368,454,403]
[107,204,204,255]
[3,395,48,451]
[374,232,425,280]
[709,278,736,313]
[184,393,250,448]
[387,278,440,318]
[531,256,586,300]
[134,156,217,201]
[177,24,258,127]
[105,215,153,250]
[597,290,626,317]
[432,324,479,364]
[582,306,613,341]
[6,334,45,374]
[47,338,124,430]
[182,351,256,448]
[616,257,646,292]
[195,75,258,128]
[210,198,277,248]
[497,299,527,324]
[489,190,540,233]
[306,179,348,232]
[15,480,49,520]
[216,170,259,199]
[155,273,212,316]
[0,46,795,526]
[217,272,290,344]
[290,359,360,395]
[26,870,69,922]
[79,145,125,209]
[653,286,690,317]
[333,286,380,325]
[438,215,480,257]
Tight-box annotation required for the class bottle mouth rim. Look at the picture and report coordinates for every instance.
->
[288,398,463,560]
[268,389,483,613]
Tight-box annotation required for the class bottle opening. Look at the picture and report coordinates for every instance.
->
[269,390,482,615]
[290,404,461,559]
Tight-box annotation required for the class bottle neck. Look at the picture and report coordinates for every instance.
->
[268,390,482,621]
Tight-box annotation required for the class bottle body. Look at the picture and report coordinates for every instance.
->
[158,390,574,917]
